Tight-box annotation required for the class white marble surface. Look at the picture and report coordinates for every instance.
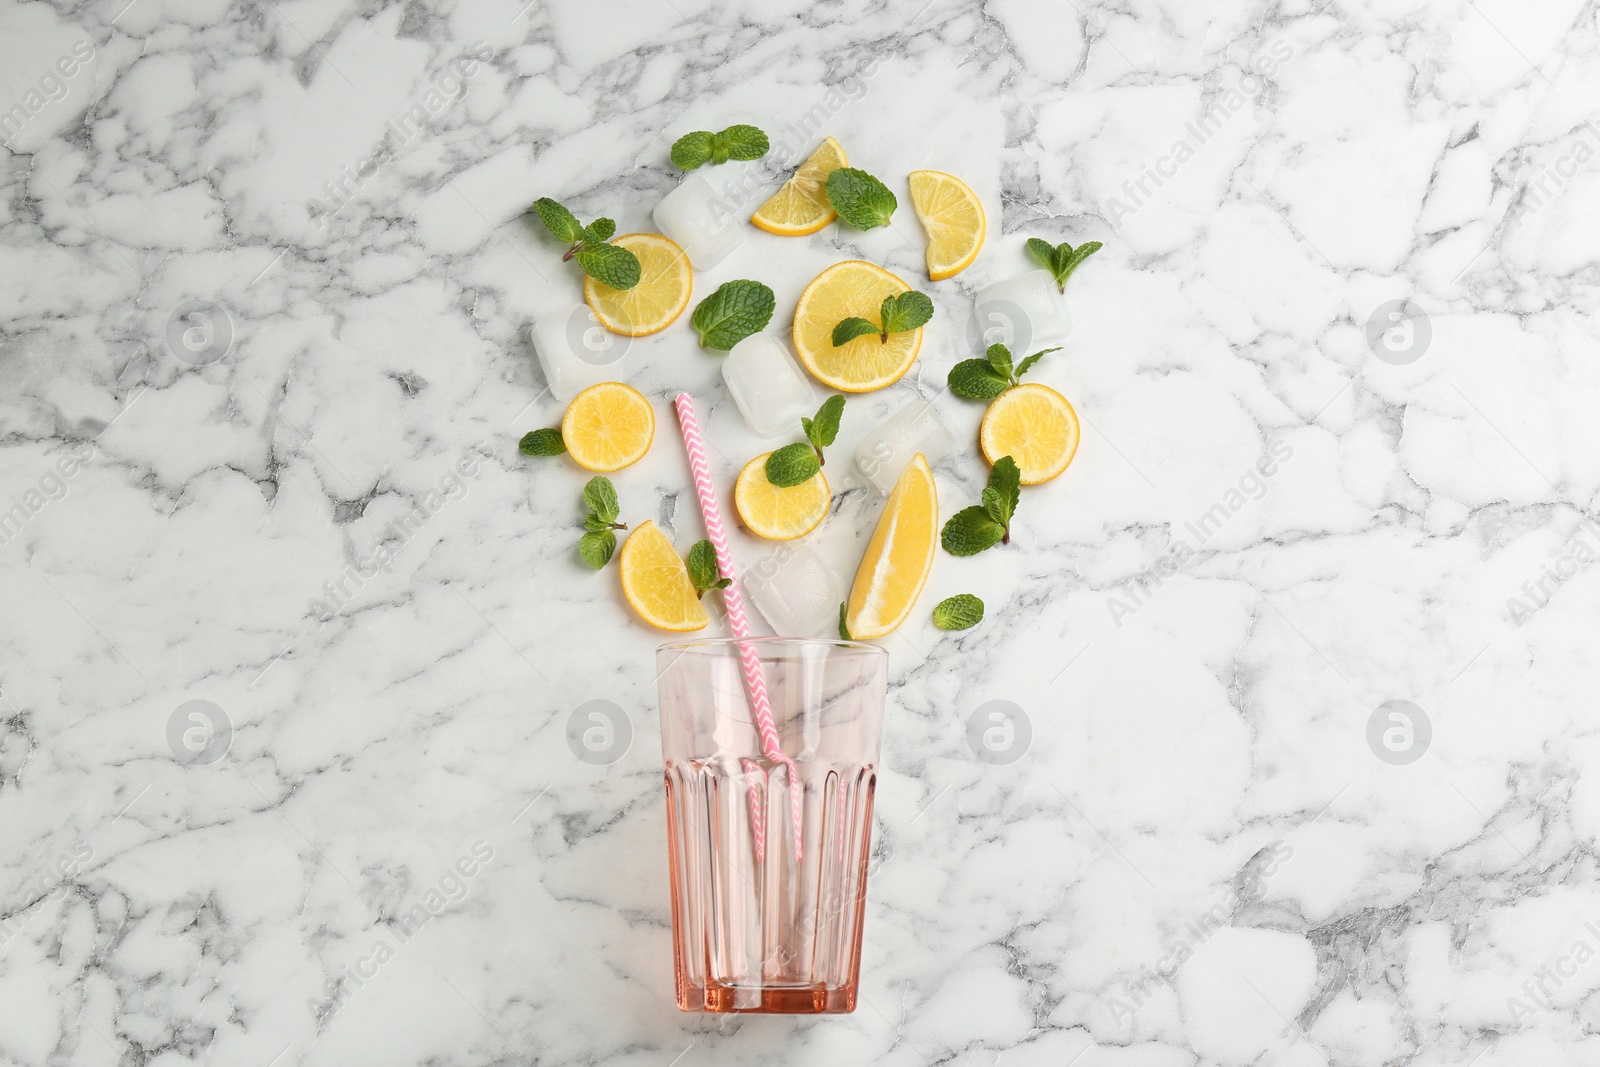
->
[3,0,1600,1063]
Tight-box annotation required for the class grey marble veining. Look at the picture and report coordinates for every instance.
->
[2,0,1599,1064]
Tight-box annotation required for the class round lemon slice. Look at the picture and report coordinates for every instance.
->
[980,383,1080,484]
[561,382,655,472]
[583,233,692,336]
[734,454,830,540]
[792,260,922,393]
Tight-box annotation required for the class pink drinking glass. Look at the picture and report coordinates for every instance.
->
[655,637,889,1013]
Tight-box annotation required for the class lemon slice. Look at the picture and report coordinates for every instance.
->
[619,520,709,632]
[844,453,938,639]
[908,170,986,281]
[793,260,922,393]
[980,383,1080,484]
[734,454,830,540]
[751,136,848,236]
[584,233,692,336]
[561,382,655,472]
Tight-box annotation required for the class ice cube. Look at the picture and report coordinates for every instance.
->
[745,543,845,638]
[722,333,819,438]
[653,173,745,271]
[530,304,630,401]
[967,269,1073,355]
[852,398,957,496]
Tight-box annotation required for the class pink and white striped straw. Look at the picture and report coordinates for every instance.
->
[673,392,803,862]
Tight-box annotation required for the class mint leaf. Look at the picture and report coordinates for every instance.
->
[584,513,613,532]
[825,168,896,229]
[716,124,769,162]
[832,317,879,347]
[687,539,728,596]
[583,217,615,244]
[1031,238,1104,293]
[981,486,1006,526]
[932,594,984,631]
[766,443,821,488]
[690,280,775,350]
[1015,347,1060,379]
[879,291,933,334]
[986,343,1014,379]
[1026,237,1057,271]
[941,506,1005,556]
[534,197,584,243]
[948,359,1010,400]
[578,530,616,569]
[838,602,851,640]
[988,456,1021,528]
[519,427,565,456]
[583,476,619,524]
[811,395,845,449]
[671,131,714,170]
[575,241,642,290]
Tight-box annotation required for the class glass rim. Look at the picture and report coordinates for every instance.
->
[656,636,887,660]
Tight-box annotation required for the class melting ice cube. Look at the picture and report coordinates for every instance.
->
[653,173,745,271]
[530,304,630,402]
[722,334,819,439]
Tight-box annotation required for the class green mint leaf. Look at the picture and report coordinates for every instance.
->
[1015,347,1060,379]
[584,513,612,532]
[1026,237,1057,271]
[690,279,775,350]
[687,539,723,596]
[879,290,933,334]
[988,455,1021,527]
[519,427,565,456]
[825,167,897,229]
[981,486,1006,526]
[832,317,880,347]
[932,594,984,630]
[811,395,845,448]
[578,529,616,569]
[800,415,817,450]
[838,603,851,640]
[947,359,1010,400]
[1050,241,1102,292]
[583,476,619,524]
[671,131,714,170]
[575,241,642,290]
[582,217,616,244]
[534,198,584,244]
[765,443,821,488]
[716,124,769,161]
[986,342,1014,379]
[941,506,1005,556]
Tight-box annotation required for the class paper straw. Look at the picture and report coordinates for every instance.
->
[673,393,803,862]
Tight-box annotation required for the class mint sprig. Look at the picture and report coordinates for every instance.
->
[947,343,1061,400]
[671,124,770,170]
[519,427,566,456]
[832,290,933,347]
[533,197,641,290]
[941,456,1021,556]
[932,594,984,630]
[1027,237,1103,293]
[825,168,896,229]
[578,476,628,569]
[687,540,732,598]
[691,280,775,350]
[766,395,845,488]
